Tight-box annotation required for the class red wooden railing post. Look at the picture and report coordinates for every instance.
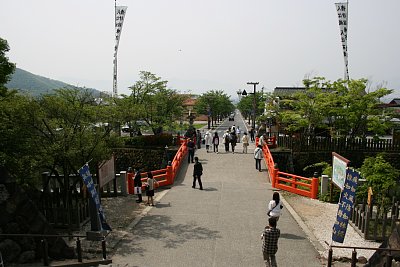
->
[311,177,319,199]
[166,165,173,185]
[127,172,134,194]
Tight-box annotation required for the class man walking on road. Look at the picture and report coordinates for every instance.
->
[187,138,195,163]
[261,217,280,267]
[254,145,263,171]
[192,157,203,190]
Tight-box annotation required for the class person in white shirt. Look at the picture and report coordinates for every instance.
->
[204,131,212,153]
[242,132,249,153]
[268,192,283,223]
[254,145,263,172]
[236,127,241,142]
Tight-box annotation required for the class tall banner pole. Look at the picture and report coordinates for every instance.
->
[113,2,127,97]
[335,2,349,80]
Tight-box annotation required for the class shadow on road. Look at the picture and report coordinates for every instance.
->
[280,233,306,240]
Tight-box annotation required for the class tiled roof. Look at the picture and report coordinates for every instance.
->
[273,87,306,96]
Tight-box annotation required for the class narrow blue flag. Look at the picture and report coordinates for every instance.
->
[79,164,112,231]
[332,168,359,243]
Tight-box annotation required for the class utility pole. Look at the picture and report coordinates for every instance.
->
[247,82,259,129]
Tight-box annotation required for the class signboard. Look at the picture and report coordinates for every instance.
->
[98,154,115,188]
[332,168,359,243]
[79,164,112,231]
[332,152,350,190]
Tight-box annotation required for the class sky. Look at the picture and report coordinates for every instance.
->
[1,0,400,99]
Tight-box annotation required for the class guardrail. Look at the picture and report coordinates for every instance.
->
[257,137,318,199]
[127,137,188,191]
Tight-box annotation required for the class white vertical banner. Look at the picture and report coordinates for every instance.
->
[113,6,127,97]
[335,2,349,80]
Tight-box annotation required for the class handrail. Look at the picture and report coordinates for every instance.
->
[259,137,319,199]
[127,138,188,192]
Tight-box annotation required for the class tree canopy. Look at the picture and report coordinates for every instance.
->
[276,77,393,138]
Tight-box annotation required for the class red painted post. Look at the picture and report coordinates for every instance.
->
[127,172,134,194]
[311,177,319,199]
[166,166,173,185]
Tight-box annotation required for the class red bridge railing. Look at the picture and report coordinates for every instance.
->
[256,136,318,199]
[127,137,188,191]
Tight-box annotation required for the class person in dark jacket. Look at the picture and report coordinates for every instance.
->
[134,168,142,203]
[192,157,203,190]
[187,138,195,163]
[230,131,237,154]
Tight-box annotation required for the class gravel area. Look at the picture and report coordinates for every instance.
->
[282,191,381,261]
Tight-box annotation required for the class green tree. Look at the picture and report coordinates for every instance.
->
[124,71,185,134]
[0,37,16,93]
[194,90,234,127]
[278,77,393,138]
[0,91,40,183]
[31,88,120,184]
[358,154,400,211]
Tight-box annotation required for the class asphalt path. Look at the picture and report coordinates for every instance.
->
[109,112,323,267]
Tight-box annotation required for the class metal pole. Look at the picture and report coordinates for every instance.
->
[351,249,357,267]
[41,239,49,266]
[327,247,333,267]
[76,237,82,262]
[247,82,259,129]
[102,239,107,260]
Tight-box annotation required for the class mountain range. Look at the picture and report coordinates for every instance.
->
[5,68,101,97]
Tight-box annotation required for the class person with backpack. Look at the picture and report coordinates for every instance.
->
[222,130,230,152]
[230,131,237,154]
[254,144,263,171]
[212,131,220,153]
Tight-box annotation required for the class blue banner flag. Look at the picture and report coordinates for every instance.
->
[79,164,112,231]
[332,168,359,243]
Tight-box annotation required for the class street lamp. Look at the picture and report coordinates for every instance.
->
[247,82,259,129]
[236,89,243,101]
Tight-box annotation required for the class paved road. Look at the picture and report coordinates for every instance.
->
[109,113,323,267]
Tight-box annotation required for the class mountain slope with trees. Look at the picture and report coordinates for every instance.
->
[5,67,101,96]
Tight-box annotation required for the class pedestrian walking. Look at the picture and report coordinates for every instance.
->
[192,157,203,190]
[254,145,263,171]
[267,192,283,222]
[196,130,202,149]
[145,172,159,206]
[242,132,249,153]
[187,138,195,163]
[250,127,255,142]
[134,168,143,203]
[222,130,230,152]
[230,131,237,154]
[259,133,267,147]
[204,130,212,153]
[212,132,219,153]
[236,127,241,142]
[261,217,280,267]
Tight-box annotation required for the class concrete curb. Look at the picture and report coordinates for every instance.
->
[109,189,170,250]
[279,195,326,255]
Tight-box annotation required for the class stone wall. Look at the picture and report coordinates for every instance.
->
[0,183,75,264]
